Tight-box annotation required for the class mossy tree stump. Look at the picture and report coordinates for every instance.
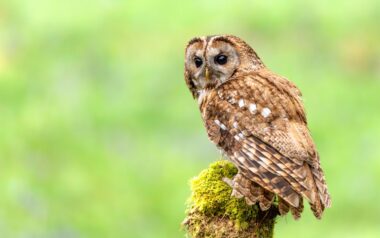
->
[183,161,278,238]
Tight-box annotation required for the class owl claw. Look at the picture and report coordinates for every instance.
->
[222,177,234,187]
[245,197,255,205]
[222,177,244,198]
[232,189,244,198]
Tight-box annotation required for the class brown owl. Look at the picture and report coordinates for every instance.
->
[184,35,331,219]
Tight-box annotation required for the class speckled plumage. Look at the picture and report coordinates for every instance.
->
[184,35,331,219]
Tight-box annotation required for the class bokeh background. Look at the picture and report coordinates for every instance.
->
[1,0,379,237]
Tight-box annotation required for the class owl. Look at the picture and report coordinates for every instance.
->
[184,35,331,219]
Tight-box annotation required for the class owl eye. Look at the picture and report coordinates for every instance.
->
[194,57,203,68]
[214,54,228,65]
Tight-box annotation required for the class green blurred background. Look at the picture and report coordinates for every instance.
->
[1,0,379,237]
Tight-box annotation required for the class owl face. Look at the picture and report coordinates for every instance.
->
[185,35,263,98]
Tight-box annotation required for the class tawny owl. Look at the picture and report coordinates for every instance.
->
[184,35,331,219]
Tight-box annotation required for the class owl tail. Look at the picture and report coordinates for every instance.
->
[278,196,304,220]
[309,157,331,219]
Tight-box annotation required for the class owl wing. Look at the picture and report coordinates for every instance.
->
[202,70,330,217]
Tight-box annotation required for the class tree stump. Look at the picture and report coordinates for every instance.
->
[183,161,277,238]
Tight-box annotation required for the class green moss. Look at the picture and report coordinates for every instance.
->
[183,160,276,238]
[190,160,258,226]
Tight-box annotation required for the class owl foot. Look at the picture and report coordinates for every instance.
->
[223,173,274,210]
[223,173,257,205]
[222,176,244,199]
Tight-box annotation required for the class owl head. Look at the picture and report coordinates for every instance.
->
[184,35,264,98]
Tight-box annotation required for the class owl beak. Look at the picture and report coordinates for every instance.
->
[205,67,210,81]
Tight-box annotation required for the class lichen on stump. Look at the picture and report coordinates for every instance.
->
[183,160,277,238]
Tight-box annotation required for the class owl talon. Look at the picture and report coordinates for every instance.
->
[245,196,255,205]
[232,189,244,198]
[222,177,234,187]
[222,177,244,198]
[223,176,247,199]
[259,200,272,211]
